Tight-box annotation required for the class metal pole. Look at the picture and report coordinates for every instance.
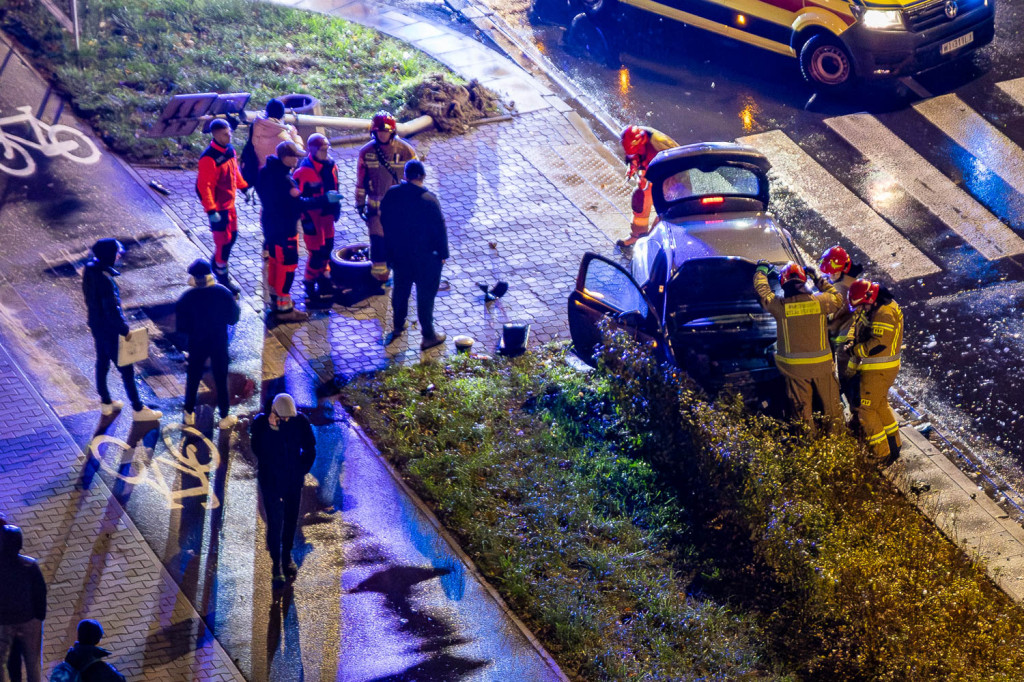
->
[71,0,80,51]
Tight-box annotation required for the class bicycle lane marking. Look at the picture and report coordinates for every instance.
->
[0,104,101,177]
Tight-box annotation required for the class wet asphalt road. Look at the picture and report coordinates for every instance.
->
[476,0,1024,487]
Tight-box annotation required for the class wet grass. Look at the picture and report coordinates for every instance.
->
[342,333,1024,680]
[0,0,455,166]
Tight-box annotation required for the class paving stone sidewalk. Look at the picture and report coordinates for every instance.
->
[0,339,244,681]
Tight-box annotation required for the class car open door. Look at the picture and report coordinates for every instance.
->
[567,252,669,365]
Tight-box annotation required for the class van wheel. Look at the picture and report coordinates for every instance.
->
[578,0,617,22]
[799,34,854,90]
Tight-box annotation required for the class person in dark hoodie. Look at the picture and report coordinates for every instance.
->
[379,160,449,351]
[256,140,341,322]
[175,259,241,430]
[82,239,161,422]
[0,525,46,682]
[249,393,317,586]
[58,620,125,682]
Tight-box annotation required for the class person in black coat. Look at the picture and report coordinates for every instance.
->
[175,259,241,430]
[82,239,161,422]
[249,393,317,586]
[256,141,340,322]
[0,525,45,682]
[379,160,449,351]
[59,620,125,682]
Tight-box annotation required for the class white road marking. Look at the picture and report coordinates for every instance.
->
[737,129,940,280]
[914,93,1024,197]
[824,113,1024,260]
[996,77,1024,107]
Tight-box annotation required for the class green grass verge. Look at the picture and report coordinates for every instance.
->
[342,346,778,680]
[0,0,456,165]
[342,332,1024,680]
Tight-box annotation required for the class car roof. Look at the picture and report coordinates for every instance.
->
[660,212,795,268]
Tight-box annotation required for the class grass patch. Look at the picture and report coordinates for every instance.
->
[342,332,1024,680]
[342,347,777,680]
[0,0,459,165]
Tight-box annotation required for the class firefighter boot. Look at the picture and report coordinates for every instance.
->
[302,280,330,309]
[214,263,242,297]
[884,435,902,466]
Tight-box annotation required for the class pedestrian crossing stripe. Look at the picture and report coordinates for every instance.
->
[736,130,941,281]
[913,93,1024,200]
[823,112,1024,261]
[997,78,1024,109]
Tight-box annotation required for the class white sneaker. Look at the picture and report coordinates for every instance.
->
[100,400,124,416]
[218,414,238,430]
[133,406,163,422]
[183,410,196,426]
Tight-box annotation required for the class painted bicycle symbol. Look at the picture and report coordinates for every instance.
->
[87,424,222,509]
[0,106,101,177]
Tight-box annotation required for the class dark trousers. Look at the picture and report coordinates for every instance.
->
[263,486,301,570]
[392,262,442,339]
[183,344,230,418]
[92,331,143,411]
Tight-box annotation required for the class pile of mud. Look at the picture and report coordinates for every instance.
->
[402,74,505,134]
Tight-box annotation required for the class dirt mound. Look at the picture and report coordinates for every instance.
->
[401,73,505,134]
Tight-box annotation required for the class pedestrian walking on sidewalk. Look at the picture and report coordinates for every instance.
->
[250,394,317,586]
[819,246,866,417]
[52,619,125,682]
[0,525,45,682]
[256,141,341,322]
[355,111,417,282]
[82,239,161,423]
[293,133,340,308]
[251,98,304,170]
[754,260,844,433]
[0,514,23,682]
[175,259,241,430]
[618,125,678,247]
[380,160,449,351]
[846,279,904,464]
[196,118,248,297]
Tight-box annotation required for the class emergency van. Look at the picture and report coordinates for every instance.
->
[577,0,995,89]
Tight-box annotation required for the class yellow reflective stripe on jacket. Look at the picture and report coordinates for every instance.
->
[784,301,821,317]
[776,351,833,365]
[858,359,901,371]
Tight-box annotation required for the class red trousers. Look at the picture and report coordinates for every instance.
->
[302,213,336,282]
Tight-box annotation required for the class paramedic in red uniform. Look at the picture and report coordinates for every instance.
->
[196,118,247,297]
[293,134,340,308]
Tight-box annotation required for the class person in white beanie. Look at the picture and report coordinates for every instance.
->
[249,393,317,586]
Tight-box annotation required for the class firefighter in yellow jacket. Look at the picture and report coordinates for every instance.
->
[618,125,679,247]
[355,111,417,281]
[819,245,865,413]
[846,279,904,463]
[754,260,844,432]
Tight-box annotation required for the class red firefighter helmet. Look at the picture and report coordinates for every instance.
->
[820,246,851,278]
[779,262,807,287]
[370,111,397,134]
[848,279,880,309]
[621,125,649,157]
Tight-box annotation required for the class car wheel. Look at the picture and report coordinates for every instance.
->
[566,12,621,67]
[799,34,854,90]
[577,0,617,22]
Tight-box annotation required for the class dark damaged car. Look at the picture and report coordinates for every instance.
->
[568,142,807,408]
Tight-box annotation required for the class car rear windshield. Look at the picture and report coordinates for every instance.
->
[669,258,781,310]
[662,165,762,203]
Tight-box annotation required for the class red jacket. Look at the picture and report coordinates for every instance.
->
[293,155,340,220]
[196,141,247,213]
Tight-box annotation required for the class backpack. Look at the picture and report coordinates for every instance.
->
[49,658,101,682]
[239,123,260,188]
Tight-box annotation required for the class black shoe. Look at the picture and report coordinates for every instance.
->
[216,273,242,297]
[489,281,509,299]
[304,281,333,309]
[421,332,447,351]
[284,559,298,579]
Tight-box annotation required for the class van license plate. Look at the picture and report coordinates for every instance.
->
[941,32,973,55]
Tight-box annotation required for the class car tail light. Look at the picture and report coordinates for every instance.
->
[701,196,725,205]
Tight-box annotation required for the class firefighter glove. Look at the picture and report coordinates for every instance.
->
[754,259,776,277]
[208,211,222,225]
[356,204,367,220]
